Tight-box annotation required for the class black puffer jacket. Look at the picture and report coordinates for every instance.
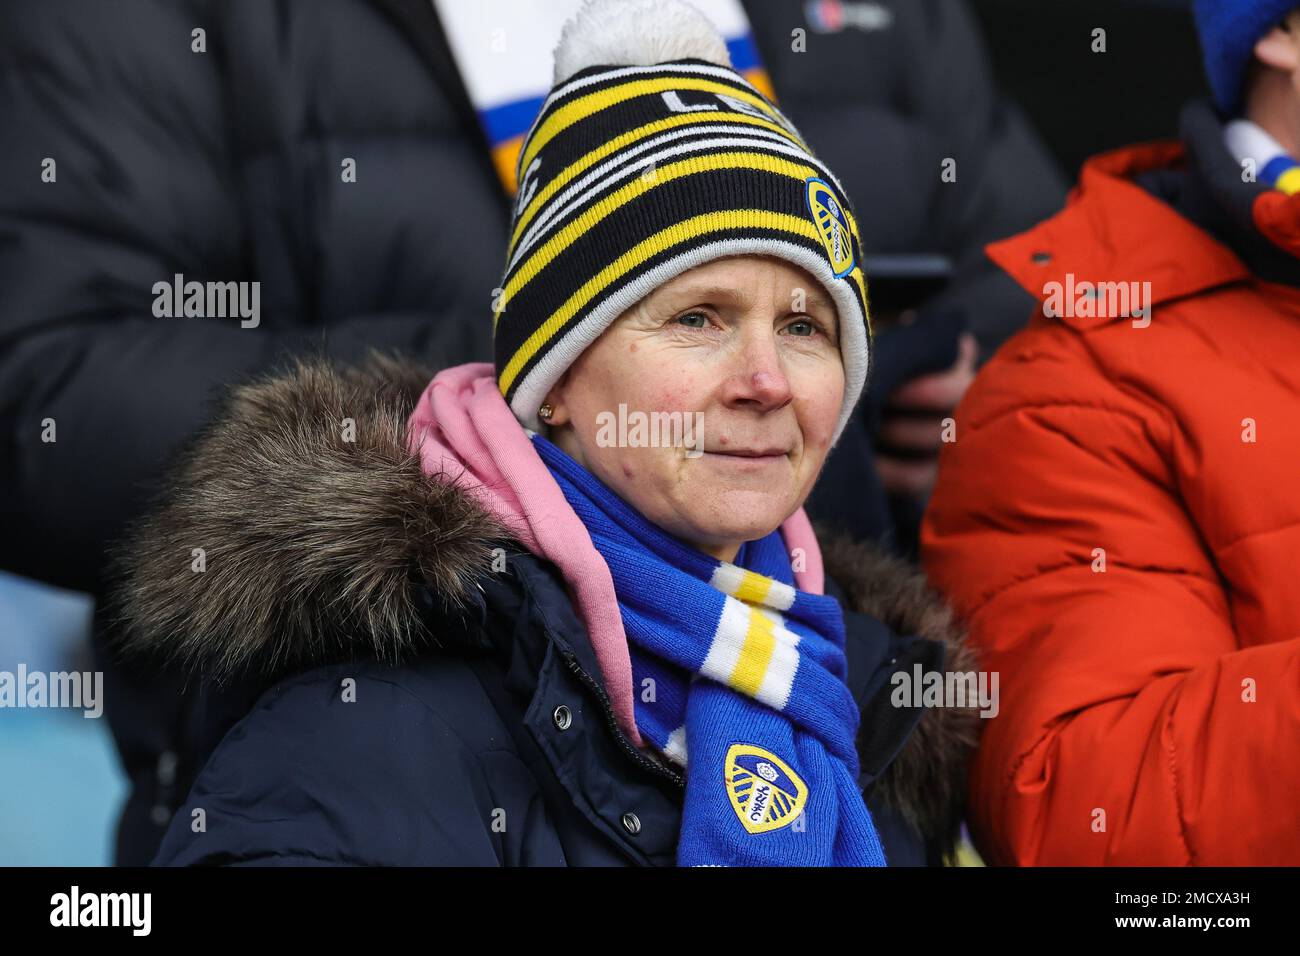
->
[1,0,505,593]
[1,0,1054,862]
[116,357,979,866]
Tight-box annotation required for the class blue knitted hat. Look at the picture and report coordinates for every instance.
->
[1193,0,1300,114]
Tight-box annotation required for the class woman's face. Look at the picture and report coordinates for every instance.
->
[544,255,845,563]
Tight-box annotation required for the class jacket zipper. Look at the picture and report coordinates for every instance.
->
[561,650,685,790]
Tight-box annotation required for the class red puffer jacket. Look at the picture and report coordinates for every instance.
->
[922,111,1300,865]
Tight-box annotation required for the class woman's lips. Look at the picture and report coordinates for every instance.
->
[700,449,790,465]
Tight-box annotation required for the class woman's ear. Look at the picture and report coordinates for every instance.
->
[540,369,589,466]
[542,370,573,426]
[1255,20,1300,74]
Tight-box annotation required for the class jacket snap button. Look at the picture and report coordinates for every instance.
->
[156,749,178,786]
[621,812,641,835]
[552,705,572,730]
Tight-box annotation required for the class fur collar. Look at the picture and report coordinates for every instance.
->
[111,354,977,855]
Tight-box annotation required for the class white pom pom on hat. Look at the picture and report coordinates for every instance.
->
[553,0,733,85]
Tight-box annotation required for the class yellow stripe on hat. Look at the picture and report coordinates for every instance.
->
[849,265,870,333]
[497,208,822,396]
[495,151,820,328]
[729,606,778,697]
[519,76,785,182]
[507,111,806,259]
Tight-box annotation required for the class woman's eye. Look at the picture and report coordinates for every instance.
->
[675,311,709,328]
[785,318,817,337]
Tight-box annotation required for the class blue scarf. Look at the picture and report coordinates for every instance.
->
[533,435,887,866]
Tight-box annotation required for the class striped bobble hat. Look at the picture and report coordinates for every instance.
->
[493,0,870,444]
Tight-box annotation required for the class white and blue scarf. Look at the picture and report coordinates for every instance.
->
[533,434,887,866]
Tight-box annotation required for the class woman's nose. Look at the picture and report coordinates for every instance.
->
[722,332,793,410]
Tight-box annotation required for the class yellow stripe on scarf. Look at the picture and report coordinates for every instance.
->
[729,607,778,697]
[1277,166,1300,196]
[731,569,774,605]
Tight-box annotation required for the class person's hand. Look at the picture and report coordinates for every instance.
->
[874,332,978,497]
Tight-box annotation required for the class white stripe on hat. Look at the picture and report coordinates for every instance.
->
[529,61,766,138]
[510,125,801,267]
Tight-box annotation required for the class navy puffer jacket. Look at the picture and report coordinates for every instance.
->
[115,357,979,866]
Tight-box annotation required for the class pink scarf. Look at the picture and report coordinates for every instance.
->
[406,362,826,747]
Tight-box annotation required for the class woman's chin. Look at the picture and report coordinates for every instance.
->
[672,487,801,551]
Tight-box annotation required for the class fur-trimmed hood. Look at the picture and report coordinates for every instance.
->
[111,354,978,854]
